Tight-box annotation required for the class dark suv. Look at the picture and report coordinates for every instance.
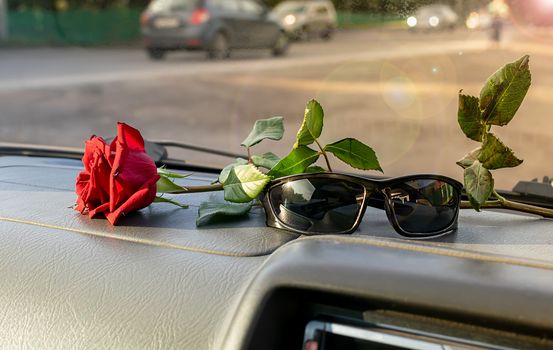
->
[140,0,290,60]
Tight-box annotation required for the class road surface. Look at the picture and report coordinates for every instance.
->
[1,27,552,189]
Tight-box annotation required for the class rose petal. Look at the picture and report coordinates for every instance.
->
[105,176,159,225]
[117,122,146,152]
[89,202,110,219]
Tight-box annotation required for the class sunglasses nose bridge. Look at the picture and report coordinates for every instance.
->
[380,187,400,224]
[380,187,393,206]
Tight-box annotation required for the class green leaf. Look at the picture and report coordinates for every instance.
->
[223,164,271,203]
[267,146,320,178]
[251,152,281,170]
[479,55,531,126]
[468,195,482,212]
[241,116,284,148]
[154,196,189,209]
[305,165,327,173]
[456,147,481,169]
[157,176,187,193]
[196,201,253,227]
[458,94,485,142]
[294,99,324,148]
[157,167,191,179]
[464,161,494,211]
[218,158,248,184]
[324,138,383,172]
[478,133,523,170]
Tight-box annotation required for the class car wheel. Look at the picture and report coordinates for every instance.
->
[320,27,333,41]
[299,25,309,41]
[272,32,290,57]
[208,32,230,60]
[147,49,166,61]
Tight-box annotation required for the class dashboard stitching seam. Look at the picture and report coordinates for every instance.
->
[0,215,266,258]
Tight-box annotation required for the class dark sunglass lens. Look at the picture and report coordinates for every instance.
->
[388,180,458,234]
[269,178,365,234]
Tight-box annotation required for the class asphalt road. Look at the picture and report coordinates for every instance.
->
[1,27,552,189]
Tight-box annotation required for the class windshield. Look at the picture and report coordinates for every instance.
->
[1,0,551,190]
[273,2,306,15]
[148,0,198,12]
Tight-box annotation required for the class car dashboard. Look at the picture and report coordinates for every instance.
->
[1,155,553,349]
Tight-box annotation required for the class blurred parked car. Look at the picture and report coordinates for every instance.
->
[406,4,459,31]
[141,0,289,60]
[271,0,337,40]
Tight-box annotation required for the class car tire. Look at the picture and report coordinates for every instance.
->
[320,27,333,41]
[147,49,166,61]
[207,32,231,60]
[299,25,309,41]
[272,31,290,57]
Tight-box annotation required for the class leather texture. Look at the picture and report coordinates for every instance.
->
[0,157,298,257]
[0,157,284,349]
[1,156,553,349]
[354,205,553,265]
[0,219,264,349]
[219,237,553,350]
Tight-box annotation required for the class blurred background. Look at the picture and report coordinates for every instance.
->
[1,0,552,189]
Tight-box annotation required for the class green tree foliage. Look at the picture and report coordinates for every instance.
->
[9,0,469,13]
[8,0,150,11]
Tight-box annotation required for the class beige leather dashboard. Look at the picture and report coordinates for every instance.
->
[1,156,553,349]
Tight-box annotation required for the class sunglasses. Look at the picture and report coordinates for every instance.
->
[261,173,463,239]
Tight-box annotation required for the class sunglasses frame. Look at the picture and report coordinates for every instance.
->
[261,173,463,239]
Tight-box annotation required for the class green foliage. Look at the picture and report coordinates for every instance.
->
[262,0,426,14]
[223,164,270,203]
[196,202,253,227]
[458,94,485,142]
[479,55,531,126]
[456,147,481,169]
[241,116,284,148]
[201,98,381,225]
[294,99,324,148]
[158,167,191,179]
[154,196,189,209]
[155,167,190,208]
[220,99,380,203]
[463,161,494,211]
[284,99,382,176]
[217,117,283,185]
[267,146,320,178]
[9,0,149,11]
[251,152,281,170]
[218,158,248,184]
[157,175,187,193]
[457,55,530,210]
[478,133,523,170]
[324,138,382,172]
[305,166,327,173]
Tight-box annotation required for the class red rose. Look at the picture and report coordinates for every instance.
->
[75,123,160,225]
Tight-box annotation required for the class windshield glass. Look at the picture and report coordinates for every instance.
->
[1,0,551,190]
[273,2,306,15]
[148,0,198,12]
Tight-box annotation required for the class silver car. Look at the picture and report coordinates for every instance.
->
[271,0,337,40]
[406,4,459,30]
